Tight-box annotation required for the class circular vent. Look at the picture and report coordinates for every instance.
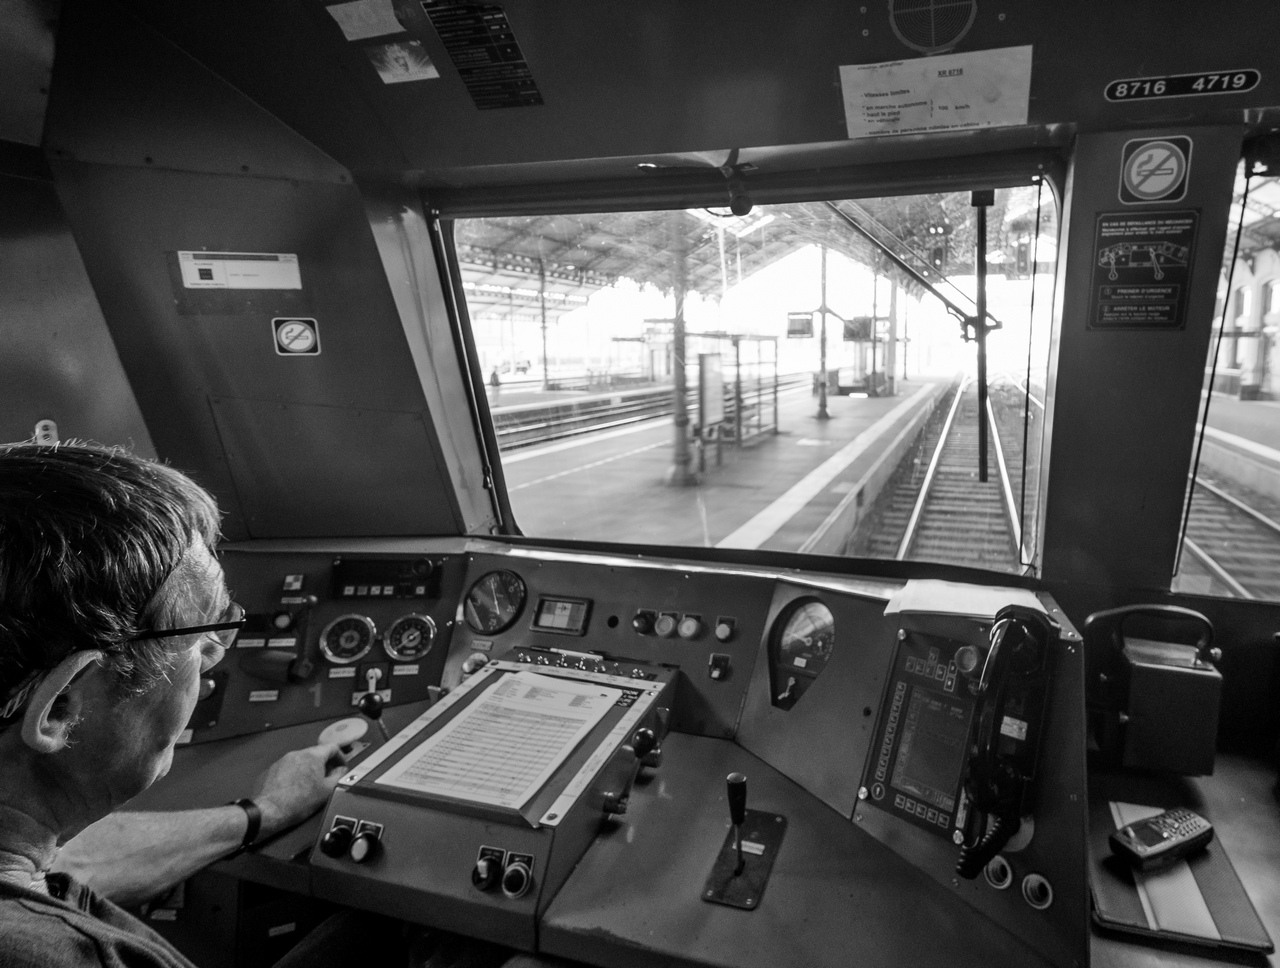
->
[889,0,978,54]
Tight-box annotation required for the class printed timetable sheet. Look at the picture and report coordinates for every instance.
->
[375,670,621,808]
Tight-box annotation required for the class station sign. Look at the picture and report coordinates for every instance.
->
[787,312,814,338]
[844,317,874,341]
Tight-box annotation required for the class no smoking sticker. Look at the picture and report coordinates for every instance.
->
[1119,136,1191,204]
[273,317,320,355]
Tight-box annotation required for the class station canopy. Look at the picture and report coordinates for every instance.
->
[454,196,975,326]
[1235,174,1280,256]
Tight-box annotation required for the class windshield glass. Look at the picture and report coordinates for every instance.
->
[456,187,1058,573]
[1174,164,1280,599]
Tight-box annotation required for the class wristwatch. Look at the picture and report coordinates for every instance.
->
[228,798,262,856]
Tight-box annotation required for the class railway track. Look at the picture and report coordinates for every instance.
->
[852,377,1028,571]
[1182,476,1280,599]
[493,375,809,449]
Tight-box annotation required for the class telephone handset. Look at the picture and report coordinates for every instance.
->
[956,604,1056,880]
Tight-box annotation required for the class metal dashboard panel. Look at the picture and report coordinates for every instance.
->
[447,553,777,738]
[735,581,903,819]
[540,731,1055,968]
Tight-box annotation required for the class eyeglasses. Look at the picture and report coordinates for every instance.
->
[130,602,246,649]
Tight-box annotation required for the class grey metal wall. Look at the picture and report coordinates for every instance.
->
[1040,127,1242,589]
[41,0,471,541]
[0,169,154,452]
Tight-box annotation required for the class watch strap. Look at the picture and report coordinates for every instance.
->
[228,798,262,856]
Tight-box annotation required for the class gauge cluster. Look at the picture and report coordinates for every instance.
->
[182,551,464,744]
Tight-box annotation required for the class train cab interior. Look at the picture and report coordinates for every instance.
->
[6,2,1280,966]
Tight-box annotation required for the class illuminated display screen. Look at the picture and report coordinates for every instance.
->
[890,686,973,812]
[533,597,589,634]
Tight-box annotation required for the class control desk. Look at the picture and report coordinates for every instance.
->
[132,539,1088,968]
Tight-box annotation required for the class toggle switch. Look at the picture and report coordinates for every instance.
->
[471,848,504,892]
[708,653,731,681]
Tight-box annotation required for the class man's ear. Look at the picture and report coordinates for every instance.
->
[21,651,104,754]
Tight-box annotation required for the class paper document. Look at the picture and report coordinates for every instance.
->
[375,670,621,808]
[885,579,1045,619]
[839,46,1032,140]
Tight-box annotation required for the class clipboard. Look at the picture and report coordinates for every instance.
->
[1090,797,1273,955]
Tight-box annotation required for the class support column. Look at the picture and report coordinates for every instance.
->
[538,259,550,391]
[667,212,696,486]
[885,277,898,396]
[817,245,830,419]
[973,190,991,483]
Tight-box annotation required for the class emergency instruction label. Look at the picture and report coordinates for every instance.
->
[1088,211,1199,330]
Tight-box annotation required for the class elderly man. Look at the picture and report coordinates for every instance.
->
[0,443,355,966]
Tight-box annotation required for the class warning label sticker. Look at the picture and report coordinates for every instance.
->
[274,318,321,355]
[1119,137,1192,204]
[422,0,543,109]
[1088,211,1199,330]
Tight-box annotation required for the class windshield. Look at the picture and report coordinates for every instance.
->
[456,187,1058,573]
[1174,163,1280,599]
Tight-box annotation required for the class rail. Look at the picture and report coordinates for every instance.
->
[1180,477,1280,599]
[896,378,1023,565]
[493,375,810,449]
[897,377,968,559]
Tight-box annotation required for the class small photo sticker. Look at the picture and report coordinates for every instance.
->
[365,40,440,84]
[274,318,321,356]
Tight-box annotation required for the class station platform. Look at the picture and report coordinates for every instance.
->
[500,379,945,554]
[1202,392,1280,502]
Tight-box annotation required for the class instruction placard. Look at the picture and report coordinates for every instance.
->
[1088,211,1199,330]
[839,45,1032,140]
[178,252,301,290]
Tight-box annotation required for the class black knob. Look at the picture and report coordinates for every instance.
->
[320,824,353,858]
[348,830,380,864]
[501,861,532,899]
[631,727,657,760]
[357,691,385,721]
[471,856,501,891]
[727,772,747,827]
[632,611,654,635]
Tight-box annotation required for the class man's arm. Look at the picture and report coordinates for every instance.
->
[53,743,346,907]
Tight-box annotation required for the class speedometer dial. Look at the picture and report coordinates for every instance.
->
[320,614,376,664]
[779,600,836,672]
[770,599,835,710]
[464,570,526,634]
[384,614,436,661]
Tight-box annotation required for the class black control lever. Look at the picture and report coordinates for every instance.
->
[727,772,747,875]
[357,691,390,741]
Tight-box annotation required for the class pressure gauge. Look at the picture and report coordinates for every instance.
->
[464,570,527,634]
[384,614,436,661]
[320,614,376,664]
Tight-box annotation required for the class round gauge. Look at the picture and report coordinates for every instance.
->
[384,614,436,661]
[464,570,527,634]
[777,600,836,675]
[319,614,376,664]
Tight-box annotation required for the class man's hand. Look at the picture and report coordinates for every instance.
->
[253,743,348,837]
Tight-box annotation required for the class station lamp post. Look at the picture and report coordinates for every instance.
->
[667,212,696,486]
[817,245,830,420]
